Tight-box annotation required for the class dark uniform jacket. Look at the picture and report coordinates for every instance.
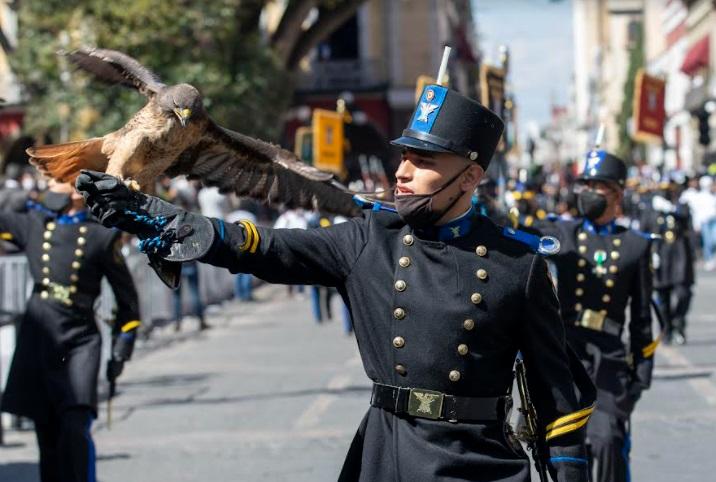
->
[0,208,139,423]
[203,209,594,482]
[640,203,694,289]
[535,219,656,420]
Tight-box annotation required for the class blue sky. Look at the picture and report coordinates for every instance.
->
[472,0,573,133]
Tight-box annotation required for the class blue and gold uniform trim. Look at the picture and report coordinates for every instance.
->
[238,220,260,254]
[544,404,595,441]
[120,320,141,333]
[502,226,561,256]
[0,232,12,241]
[642,335,660,358]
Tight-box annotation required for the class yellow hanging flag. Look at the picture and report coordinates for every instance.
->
[312,109,345,176]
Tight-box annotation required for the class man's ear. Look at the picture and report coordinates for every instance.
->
[461,164,484,191]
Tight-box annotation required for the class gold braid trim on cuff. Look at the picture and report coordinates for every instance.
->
[642,336,661,358]
[238,220,260,253]
[121,320,141,332]
[544,404,595,441]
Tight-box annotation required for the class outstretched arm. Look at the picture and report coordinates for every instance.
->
[76,170,369,288]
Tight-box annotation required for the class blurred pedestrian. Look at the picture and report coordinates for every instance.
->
[227,202,258,302]
[274,208,308,297]
[173,260,208,331]
[682,176,716,270]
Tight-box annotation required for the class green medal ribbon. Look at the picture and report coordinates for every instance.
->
[594,250,607,266]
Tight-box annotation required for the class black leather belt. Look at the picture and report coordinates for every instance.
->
[574,309,622,336]
[370,383,503,422]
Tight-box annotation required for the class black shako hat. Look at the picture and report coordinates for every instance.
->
[390,84,504,170]
[577,149,627,187]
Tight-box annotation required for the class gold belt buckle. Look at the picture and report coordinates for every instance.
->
[579,309,605,331]
[47,282,72,305]
[408,388,444,420]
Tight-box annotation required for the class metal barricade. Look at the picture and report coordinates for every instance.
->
[1,252,235,433]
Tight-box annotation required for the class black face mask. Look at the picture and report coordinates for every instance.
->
[577,190,608,221]
[42,191,71,213]
[395,165,470,228]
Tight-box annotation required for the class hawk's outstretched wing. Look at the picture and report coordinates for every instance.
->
[166,121,360,217]
[67,48,165,97]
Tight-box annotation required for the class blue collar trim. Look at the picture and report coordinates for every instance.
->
[26,200,89,225]
[582,218,616,235]
[57,211,89,225]
[435,206,475,241]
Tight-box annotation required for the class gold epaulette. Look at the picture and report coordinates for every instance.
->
[544,404,595,441]
[238,220,260,254]
[1,232,13,241]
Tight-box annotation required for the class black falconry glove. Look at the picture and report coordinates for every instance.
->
[76,170,216,289]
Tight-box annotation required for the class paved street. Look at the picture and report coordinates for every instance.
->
[1,271,716,481]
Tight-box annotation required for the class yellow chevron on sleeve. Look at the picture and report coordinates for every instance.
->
[545,415,591,441]
[238,220,255,252]
[247,221,260,254]
[545,404,595,432]
[121,320,141,332]
[1,232,13,240]
[642,336,661,358]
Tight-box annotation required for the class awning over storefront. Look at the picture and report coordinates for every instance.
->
[681,35,710,76]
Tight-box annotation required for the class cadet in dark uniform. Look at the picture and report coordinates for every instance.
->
[534,150,657,482]
[77,84,595,482]
[640,182,694,344]
[0,180,140,482]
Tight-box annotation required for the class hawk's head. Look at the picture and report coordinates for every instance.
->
[158,84,204,127]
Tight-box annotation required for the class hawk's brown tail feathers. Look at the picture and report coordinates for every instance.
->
[26,138,109,184]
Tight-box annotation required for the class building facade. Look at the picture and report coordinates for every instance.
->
[573,0,645,155]
[284,0,481,179]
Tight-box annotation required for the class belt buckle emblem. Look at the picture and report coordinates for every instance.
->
[47,282,71,303]
[408,388,444,420]
[580,309,605,331]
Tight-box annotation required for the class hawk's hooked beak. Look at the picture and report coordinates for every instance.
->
[173,108,192,127]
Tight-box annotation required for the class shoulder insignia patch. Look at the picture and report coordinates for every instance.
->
[502,227,561,255]
[632,229,660,242]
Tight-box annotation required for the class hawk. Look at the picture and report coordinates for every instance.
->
[26,48,359,216]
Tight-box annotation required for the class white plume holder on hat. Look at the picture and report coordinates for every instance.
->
[594,123,605,150]
[436,46,452,86]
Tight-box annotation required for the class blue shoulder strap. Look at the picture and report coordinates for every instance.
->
[352,194,397,213]
[632,229,660,241]
[502,226,561,256]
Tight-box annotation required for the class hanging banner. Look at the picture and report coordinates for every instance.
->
[633,69,666,143]
[312,109,345,176]
[479,64,505,117]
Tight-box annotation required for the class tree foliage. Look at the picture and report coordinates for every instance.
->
[10,0,366,143]
[616,21,644,162]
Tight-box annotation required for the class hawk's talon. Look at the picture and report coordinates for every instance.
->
[124,178,141,192]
